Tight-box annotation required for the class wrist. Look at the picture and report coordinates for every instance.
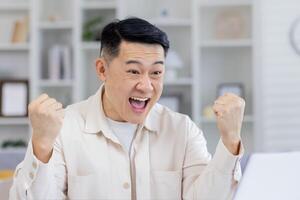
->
[221,136,241,155]
[32,136,54,163]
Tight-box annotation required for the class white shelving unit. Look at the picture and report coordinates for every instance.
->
[81,1,117,10]
[73,0,120,101]
[0,0,258,154]
[39,21,73,30]
[193,0,256,153]
[39,80,74,87]
[0,3,29,11]
[81,41,101,50]
[0,118,29,126]
[199,0,252,7]
[31,0,76,108]
[200,39,252,47]
[0,43,29,51]
[164,78,193,86]
[149,18,192,27]
[0,0,31,149]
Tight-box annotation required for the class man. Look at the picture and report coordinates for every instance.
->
[10,17,244,199]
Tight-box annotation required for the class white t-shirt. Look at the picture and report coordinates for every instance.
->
[106,117,137,153]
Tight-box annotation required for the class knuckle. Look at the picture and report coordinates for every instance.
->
[41,93,49,98]
[48,98,56,103]
[28,103,35,112]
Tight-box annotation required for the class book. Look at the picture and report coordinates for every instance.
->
[48,45,72,80]
[48,45,61,80]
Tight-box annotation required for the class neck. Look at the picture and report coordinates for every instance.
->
[101,89,126,122]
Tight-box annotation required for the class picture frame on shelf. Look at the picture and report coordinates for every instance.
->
[217,83,244,98]
[0,80,29,117]
[158,94,181,112]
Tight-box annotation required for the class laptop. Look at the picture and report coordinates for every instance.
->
[234,152,300,200]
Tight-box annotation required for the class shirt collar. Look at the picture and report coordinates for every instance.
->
[83,84,120,143]
[83,83,160,137]
[142,104,161,134]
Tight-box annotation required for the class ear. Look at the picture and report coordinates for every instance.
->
[95,57,107,82]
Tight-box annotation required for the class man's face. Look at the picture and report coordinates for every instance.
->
[96,41,165,124]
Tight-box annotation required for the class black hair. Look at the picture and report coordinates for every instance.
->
[100,17,169,59]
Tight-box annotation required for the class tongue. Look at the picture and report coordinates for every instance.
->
[131,100,146,109]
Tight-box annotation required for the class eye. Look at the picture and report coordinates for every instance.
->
[127,69,140,75]
[152,71,162,76]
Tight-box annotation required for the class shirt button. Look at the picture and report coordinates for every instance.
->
[29,172,34,179]
[123,182,130,189]
[32,162,37,169]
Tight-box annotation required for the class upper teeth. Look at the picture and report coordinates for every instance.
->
[131,97,149,101]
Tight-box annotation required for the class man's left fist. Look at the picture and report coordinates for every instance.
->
[213,93,245,154]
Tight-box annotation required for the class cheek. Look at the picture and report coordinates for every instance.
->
[153,81,163,98]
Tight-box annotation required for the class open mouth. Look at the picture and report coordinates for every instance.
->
[129,97,150,112]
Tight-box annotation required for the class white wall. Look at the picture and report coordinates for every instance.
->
[257,0,300,151]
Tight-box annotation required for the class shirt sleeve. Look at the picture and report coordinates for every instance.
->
[9,137,67,200]
[182,120,243,200]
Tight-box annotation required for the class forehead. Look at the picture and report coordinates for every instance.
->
[118,41,165,60]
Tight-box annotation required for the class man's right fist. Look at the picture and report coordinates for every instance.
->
[28,94,65,162]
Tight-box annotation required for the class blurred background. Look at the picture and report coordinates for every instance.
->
[0,0,300,197]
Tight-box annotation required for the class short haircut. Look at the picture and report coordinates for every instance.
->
[100,17,170,60]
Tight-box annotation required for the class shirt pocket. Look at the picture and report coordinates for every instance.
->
[67,173,107,199]
[151,170,182,200]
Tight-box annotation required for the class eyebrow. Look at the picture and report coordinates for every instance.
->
[125,60,141,65]
[125,60,164,65]
[154,61,164,65]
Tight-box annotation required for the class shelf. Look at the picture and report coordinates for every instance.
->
[0,117,28,125]
[39,80,74,87]
[81,1,116,10]
[39,21,73,30]
[200,39,252,48]
[201,115,254,123]
[0,43,30,51]
[81,42,101,50]
[199,0,252,7]
[164,78,193,86]
[0,3,29,10]
[0,148,27,153]
[150,18,192,27]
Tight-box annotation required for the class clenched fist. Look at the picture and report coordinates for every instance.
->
[213,93,245,155]
[28,94,65,162]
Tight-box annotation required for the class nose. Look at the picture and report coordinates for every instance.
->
[136,75,154,93]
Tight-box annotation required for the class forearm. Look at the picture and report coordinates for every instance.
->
[183,140,243,200]
[184,168,238,200]
[32,135,54,163]
[221,136,241,155]
[9,140,67,200]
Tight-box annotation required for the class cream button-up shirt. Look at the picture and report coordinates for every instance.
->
[10,85,243,200]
